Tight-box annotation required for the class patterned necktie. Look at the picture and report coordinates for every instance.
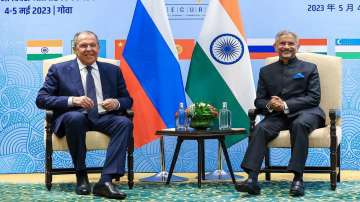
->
[86,66,98,121]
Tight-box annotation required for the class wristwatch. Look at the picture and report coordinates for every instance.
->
[283,101,289,114]
[266,102,273,113]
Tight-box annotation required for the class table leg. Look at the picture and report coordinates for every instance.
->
[166,137,183,185]
[219,137,237,185]
[200,139,205,180]
[197,139,204,188]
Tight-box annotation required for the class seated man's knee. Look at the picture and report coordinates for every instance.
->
[253,121,281,141]
[291,119,310,130]
[252,125,269,140]
[64,111,87,125]
[109,117,133,140]
[254,122,269,135]
[122,117,133,129]
[114,116,133,129]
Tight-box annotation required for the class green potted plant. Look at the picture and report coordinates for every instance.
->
[187,102,218,129]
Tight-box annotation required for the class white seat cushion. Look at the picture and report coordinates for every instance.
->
[268,126,342,148]
[52,131,110,151]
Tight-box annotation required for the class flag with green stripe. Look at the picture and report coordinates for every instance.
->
[26,40,63,60]
[185,0,256,147]
[335,38,360,59]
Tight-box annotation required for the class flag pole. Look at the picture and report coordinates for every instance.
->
[204,141,243,180]
[139,136,188,182]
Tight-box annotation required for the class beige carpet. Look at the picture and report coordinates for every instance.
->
[0,171,359,183]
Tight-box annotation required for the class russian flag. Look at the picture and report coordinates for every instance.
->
[122,0,186,147]
[247,38,277,59]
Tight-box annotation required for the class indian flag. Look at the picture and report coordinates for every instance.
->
[335,39,360,59]
[298,39,327,55]
[26,40,63,60]
[185,0,256,147]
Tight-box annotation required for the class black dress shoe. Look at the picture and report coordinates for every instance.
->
[75,172,91,195]
[290,180,305,196]
[235,178,261,195]
[93,182,127,200]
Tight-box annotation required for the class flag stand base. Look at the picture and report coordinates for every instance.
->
[139,171,188,182]
[203,169,243,181]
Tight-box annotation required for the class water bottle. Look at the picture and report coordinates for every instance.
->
[176,102,186,131]
[219,102,231,130]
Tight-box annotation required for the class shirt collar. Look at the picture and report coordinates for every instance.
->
[77,58,98,71]
[279,56,298,65]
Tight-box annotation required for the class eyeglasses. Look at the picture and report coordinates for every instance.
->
[77,43,98,50]
[278,41,297,47]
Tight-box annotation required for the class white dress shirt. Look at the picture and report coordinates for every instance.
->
[68,59,106,113]
[78,59,107,113]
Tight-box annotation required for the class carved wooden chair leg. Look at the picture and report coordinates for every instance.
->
[127,135,134,189]
[336,145,341,182]
[330,143,337,190]
[265,148,271,181]
[45,150,53,190]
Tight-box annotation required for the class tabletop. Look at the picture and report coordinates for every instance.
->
[156,128,247,138]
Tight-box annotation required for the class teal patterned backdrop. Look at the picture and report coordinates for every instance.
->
[0,0,360,173]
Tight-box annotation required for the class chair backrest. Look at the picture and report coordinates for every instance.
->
[42,54,120,76]
[265,53,342,125]
[42,55,121,142]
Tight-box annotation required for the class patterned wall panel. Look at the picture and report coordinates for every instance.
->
[342,65,360,169]
[0,54,44,173]
[0,0,360,173]
[1,56,360,173]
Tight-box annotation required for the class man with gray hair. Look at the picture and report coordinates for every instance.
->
[236,31,325,196]
[36,31,132,200]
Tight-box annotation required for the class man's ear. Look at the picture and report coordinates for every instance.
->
[273,43,278,52]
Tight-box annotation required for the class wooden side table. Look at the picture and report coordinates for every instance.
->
[156,128,247,188]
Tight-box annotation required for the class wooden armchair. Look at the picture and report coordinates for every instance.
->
[42,55,134,191]
[248,53,342,190]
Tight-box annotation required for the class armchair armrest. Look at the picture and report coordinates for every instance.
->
[117,109,134,121]
[248,108,262,139]
[46,109,134,122]
[329,108,340,149]
[45,110,53,137]
[125,109,134,120]
[329,108,341,120]
[45,109,134,135]
[248,108,262,121]
[45,110,54,156]
[46,110,54,123]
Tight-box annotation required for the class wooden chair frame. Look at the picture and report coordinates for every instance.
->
[42,55,134,191]
[248,108,340,190]
[247,53,342,190]
[44,109,134,190]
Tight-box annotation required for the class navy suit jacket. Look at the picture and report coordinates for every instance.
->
[255,57,325,120]
[36,59,133,135]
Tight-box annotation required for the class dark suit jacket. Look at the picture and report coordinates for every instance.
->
[36,59,133,135]
[255,57,325,119]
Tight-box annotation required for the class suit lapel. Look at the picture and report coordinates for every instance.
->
[68,59,85,96]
